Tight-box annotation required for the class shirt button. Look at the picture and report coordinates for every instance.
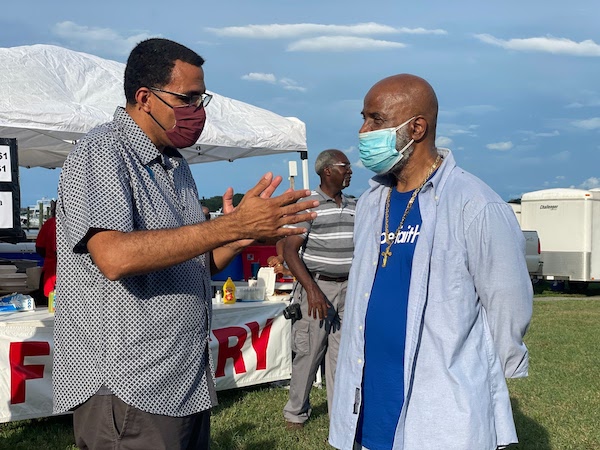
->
[359,325,363,331]
[358,359,363,364]
[364,293,369,298]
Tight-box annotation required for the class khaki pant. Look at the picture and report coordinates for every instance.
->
[283,278,347,424]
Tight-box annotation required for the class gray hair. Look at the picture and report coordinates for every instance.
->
[315,149,343,175]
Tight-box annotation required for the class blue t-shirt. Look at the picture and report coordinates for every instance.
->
[357,188,422,450]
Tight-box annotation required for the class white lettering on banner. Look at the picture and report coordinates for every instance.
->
[0,303,292,423]
[380,224,421,245]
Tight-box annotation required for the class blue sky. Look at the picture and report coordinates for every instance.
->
[2,0,599,207]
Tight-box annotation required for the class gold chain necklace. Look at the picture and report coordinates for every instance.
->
[381,155,441,268]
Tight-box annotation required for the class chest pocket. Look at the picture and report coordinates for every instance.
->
[429,249,473,303]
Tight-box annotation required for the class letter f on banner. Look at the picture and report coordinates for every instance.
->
[9,341,50,404]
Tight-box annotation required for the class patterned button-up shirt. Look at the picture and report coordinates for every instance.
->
[53,107,216,416]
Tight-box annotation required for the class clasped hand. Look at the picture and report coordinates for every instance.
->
[222,173,318,242]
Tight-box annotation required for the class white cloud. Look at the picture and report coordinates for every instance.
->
[438,123,479,137]
[535,130,560,137]
[441,104,497,118]
[241,73,306,92]
[279,78,307,92]
[486,141,513,151]
[518,130,560,139]
[206,23,446,39]
[544,176,567,187]
[241,73,277,83]
[474,34,600,57]
[436,136,453,147]
[52,21,152,56]
[458,105,497,114]
[450,128,478,136]
[566,99,600,108]
[353,159,365,169]
[287,36,407,52]
[571,117,600,130]
[579,177,600,189]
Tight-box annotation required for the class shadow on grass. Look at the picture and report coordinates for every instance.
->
[533,280,600,297]
[0,414,75,450]
[308,397,328,421]
[210,386,283,449]
[511,398,550,450]
[211,422,278,450]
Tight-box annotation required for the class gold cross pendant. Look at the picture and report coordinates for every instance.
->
[381,248,392,267]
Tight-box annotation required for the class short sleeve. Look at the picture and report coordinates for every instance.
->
[58,130,134,253]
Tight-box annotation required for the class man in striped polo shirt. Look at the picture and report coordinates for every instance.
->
[283,149,356,429]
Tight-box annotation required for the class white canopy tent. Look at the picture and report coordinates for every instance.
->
[0,44,309,187]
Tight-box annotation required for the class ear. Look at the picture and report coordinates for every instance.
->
[411,116,429,142]
[135,87,152,112]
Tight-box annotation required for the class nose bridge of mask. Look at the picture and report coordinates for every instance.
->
[358,115,416,139]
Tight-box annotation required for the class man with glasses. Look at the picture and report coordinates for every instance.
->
[282,149,355,429]
[53,38,317,450]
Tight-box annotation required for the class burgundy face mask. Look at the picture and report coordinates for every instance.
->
[165,105,206,149]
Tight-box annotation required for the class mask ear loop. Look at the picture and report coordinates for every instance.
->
[394,116,417,157]
[393,116,416,132]
[146,90,170,131]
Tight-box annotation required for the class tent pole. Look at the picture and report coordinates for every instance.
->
[300,151,309,190]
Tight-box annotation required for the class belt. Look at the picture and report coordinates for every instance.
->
[314,273,349,282]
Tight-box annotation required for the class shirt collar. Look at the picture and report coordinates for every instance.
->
[113,107,183,166]
[315,185,348,207]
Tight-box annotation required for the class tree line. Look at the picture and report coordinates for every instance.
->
[200,194,244,212]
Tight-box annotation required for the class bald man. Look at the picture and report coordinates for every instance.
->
[329,74,532,450]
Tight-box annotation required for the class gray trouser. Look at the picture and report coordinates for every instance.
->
[283,277,347,424]
[73,394,211,450]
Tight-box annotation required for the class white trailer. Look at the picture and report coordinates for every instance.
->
[508,201,522,226]
[520,188,600,285]
[506,201,541,274]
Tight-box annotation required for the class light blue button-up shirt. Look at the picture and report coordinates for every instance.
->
[329,149,532,450]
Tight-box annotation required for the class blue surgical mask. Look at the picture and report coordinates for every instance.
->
[359,116,415,174]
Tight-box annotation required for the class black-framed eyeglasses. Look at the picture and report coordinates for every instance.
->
[330,162,351,169]
[149,87,212,108]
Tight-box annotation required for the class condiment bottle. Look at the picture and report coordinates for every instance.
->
[223,277,236,304]
[48,290,56,313]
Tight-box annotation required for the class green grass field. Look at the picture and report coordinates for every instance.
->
[1,297,599,450]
